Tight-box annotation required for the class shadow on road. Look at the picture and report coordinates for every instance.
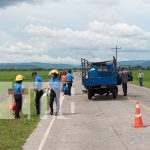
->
[62,113,80,116]
[91,94,129,101]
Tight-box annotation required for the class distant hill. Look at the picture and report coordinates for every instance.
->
[0,62,79,70]
[118,60,150,67]
[0,60,149,70]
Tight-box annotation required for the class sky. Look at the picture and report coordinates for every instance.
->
[0,0,150,64]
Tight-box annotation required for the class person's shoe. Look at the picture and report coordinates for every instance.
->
[15,116,20,119]
[50,112,54,115]
[55,112,59,116]
[37,112,40,115]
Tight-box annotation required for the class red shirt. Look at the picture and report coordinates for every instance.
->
[61,75,67,83]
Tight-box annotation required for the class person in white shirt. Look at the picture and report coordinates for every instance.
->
[138,70,144,86]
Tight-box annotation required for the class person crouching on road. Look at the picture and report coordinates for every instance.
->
[32,72,43,115]
[121,67,128,96]
[66,69,74,96]
[13,75,24,119]
[48,69,62,116]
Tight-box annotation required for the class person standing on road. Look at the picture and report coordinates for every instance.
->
[121,67,128,96]
[138,70,144,86]
[32,72,43,115]
[48,69,62,116]
[13,75,24,118]
[60,71,67,86]
[66,69,74,96]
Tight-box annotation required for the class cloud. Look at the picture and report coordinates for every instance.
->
[0,53,78,64]
[142,0,150,3]
[1,20,150,63]
[24,21,150,51]
[0,0,62,8]
[86,0,119,6]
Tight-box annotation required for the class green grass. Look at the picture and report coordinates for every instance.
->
[0,70,50,82]
[0,91,41,150]
[130,70,150,88]
[0,70,50,150]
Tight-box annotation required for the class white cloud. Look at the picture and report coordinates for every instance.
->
[0,0,150,63]
[86,0,119,6]
[26,16,49,24]
[23,21,150,52]
[1,20,149,63]
[0,53,78,64]
[0,0,62,8]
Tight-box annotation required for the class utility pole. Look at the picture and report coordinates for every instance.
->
[112,45,121,67]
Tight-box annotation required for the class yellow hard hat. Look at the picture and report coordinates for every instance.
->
[15,75,24,81]
[48,69,59,76]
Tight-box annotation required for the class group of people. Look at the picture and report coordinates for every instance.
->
[13,69,74,119]
[12,68,145,118]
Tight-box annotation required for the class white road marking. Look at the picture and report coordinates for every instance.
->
[71,101,75,114]
[37,94,65,150]
[37,116,56,150]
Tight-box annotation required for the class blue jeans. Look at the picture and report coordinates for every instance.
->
[139,78,143,86]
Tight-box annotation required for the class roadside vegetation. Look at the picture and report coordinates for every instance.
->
[0,70,50,150]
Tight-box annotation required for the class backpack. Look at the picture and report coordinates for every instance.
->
[62,85,68,94]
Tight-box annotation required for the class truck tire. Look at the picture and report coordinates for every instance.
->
[88,89,93,100]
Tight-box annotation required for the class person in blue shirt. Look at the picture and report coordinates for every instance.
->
[48,69,62,116]
[32,72,43,115]
[13,75,24,118]
[66,69,74,95]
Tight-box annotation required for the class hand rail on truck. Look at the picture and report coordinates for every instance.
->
[81,58,89,83]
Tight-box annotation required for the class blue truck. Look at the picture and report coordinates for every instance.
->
[81,57,133,100]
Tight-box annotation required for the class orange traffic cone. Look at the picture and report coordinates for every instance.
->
[132,101,146,128]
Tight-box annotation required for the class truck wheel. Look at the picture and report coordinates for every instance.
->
[88,89,93,100]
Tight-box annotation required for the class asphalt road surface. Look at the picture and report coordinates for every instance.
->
[23,75,150,150]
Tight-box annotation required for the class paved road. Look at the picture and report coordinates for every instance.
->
[23,76,150,150]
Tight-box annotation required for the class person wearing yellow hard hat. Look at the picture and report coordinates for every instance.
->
[13,75,24,118]
[48,69,59,76]
[47,69,62,116]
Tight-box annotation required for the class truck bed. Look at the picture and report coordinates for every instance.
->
[83,77,117,86]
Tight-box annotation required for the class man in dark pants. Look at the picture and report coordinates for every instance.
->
[13,75,24,118]
[121,67,128,96]
[35,90,43,115]
[48,69,62,116]
[32,72,43,115]
[50,89,56,115]
[66,70,74,95]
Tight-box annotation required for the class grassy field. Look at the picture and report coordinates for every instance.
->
[131,70,150,88]
[0,70,50,82]
[0,70,50,150]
